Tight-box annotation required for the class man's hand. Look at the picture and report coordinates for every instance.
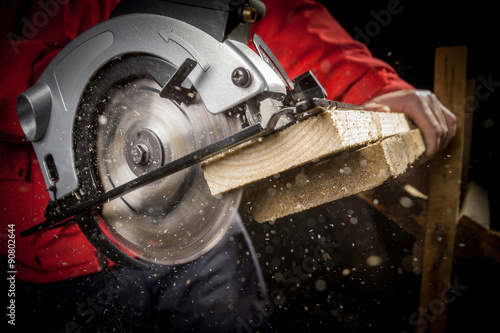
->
[363,89,457,158]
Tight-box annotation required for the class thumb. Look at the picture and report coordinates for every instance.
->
[362,102,391,113]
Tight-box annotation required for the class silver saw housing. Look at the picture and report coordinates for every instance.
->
[16,3,288,267]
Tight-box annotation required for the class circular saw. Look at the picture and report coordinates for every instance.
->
[17,0,354,269]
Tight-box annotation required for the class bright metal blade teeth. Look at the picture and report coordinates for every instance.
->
[95,76,242,265]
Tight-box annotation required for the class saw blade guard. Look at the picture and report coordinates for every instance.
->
[74,55,243,265]
[16,1,294,267]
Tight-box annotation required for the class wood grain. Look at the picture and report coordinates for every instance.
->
[417,46,467,333]
[202,109,411,196]
[245,129,425,222]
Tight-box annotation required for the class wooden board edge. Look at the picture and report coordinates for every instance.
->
[202,109,410,196]
[245,129,425,223]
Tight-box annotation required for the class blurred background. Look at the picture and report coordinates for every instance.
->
[242,0,499,332]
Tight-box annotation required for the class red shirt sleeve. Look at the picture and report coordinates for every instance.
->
[0,0,121,283]
[251,0,414,105]
[0,0,121,143]
[1,0,413,283]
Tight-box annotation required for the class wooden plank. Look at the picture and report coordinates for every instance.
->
[456,216,500,263]
[460,181,490,230]
[462,78,476,185]
[417,46,467,333]
[202,109,411,196]
[245,129,425,222]
[455,181,500,262]
[356,181,427,239]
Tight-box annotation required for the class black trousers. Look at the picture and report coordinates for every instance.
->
[14,216,270,332]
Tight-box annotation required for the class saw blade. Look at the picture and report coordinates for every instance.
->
[94,77,242,265]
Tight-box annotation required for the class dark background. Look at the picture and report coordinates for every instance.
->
[242,1,499,332]
[327,0,499,223]
[2,1,497,332]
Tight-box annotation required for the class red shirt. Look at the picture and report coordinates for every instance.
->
[0,0,412,283]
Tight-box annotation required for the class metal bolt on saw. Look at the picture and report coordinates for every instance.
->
[16,0,363,269]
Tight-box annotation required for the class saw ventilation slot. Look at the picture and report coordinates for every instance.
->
[44,154,59,183]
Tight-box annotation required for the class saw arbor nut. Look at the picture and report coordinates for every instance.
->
[124,127,165,177]
[130,144,150,166]
[69,55,243,265]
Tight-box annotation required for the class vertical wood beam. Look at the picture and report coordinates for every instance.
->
[462,78,476,185]
[417,46,467,332]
